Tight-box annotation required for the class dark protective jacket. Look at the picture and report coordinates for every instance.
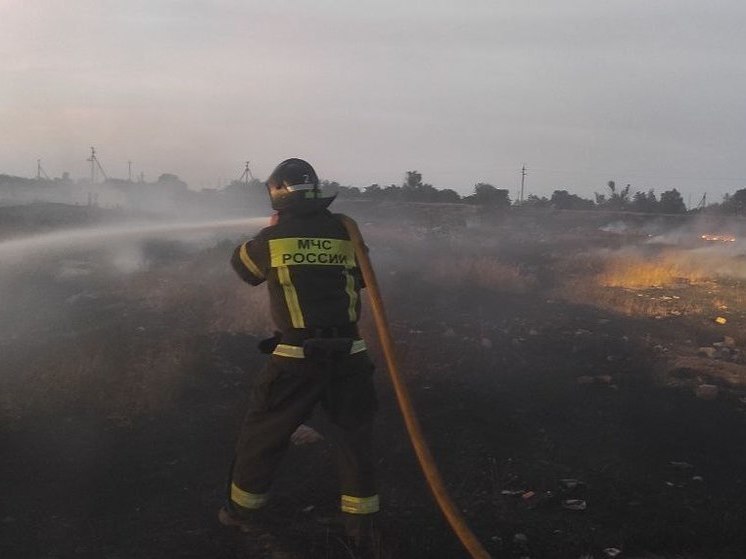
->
[231,209,366,357]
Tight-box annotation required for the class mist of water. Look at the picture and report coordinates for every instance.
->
[0,217,268,265]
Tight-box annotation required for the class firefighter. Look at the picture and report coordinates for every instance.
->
[218,158,379,545]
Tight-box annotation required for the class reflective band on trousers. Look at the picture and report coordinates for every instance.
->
[273,339,367,359]
[230,483,269,510]
[341,494,380,514]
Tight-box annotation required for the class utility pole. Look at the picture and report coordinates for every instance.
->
[697,193,707,211]
[36,159,49,180]
[519,164,527,204]
[88,147,96,183]
[86,147,108,184]
[238,160,254,186]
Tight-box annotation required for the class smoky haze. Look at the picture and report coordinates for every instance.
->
[2,1,746,200]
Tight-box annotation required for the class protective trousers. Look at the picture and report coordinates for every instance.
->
[229,350,379,517]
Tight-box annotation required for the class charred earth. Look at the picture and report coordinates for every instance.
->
[2,202,746,558]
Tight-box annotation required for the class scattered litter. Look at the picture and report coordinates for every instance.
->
[669,461,694,470]
[603,548,622,558]
[560,479,583,490]
[697,347,717,358]
[695,384,719,401]
[692,476,704,482]
[715,317,727,325]
[513,533,528,545]
[521,491,536,501]
[302,505,315,513]
[595,375,613,384]
[562,499,587,511]
[501,489,526,497]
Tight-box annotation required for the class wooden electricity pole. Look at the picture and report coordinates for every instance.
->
[520,164,527,204]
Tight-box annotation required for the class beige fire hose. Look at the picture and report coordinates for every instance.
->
[339,215,491,559]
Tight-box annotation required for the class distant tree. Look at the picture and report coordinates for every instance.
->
[523,194,550,208]
[631,189,658,213]
[156,173,188,193]
[398,171,443,202]
[434,188,461,203]
[550,190,594,210]
[721,188,746,215]
[404,171,422,189]
[336,185,361,198]
[363,183,382,199]
[596,180,631,210]
[658,189,686,214]
[466,183,511,208]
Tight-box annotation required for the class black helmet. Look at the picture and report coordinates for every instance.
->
[266,158,337,213]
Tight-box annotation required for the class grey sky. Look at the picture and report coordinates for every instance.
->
[2,0,745,201]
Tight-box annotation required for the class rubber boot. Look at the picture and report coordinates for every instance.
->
[343,512,380,550]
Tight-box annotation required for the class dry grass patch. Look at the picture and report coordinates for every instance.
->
[429,255,535,294]
[598,250,709,288]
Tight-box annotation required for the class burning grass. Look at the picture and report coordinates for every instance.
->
[598,250,709,289]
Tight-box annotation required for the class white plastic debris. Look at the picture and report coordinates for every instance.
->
[562,499,587,511]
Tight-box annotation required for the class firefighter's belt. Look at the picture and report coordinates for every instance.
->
[303,337,354,359]
[273,339,366,359]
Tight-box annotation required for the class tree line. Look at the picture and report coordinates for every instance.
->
[5,169,746,216]
[332,172,746,215]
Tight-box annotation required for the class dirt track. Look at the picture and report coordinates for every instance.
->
[2,204,746,558]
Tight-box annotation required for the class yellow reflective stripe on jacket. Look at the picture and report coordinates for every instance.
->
[269,237,355,268]
[277,265,305,328]
[343,269,358,322]
[239,243,264,279]
[230,483,268,510]
[273,339,367,359]
[341,494,380,514]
